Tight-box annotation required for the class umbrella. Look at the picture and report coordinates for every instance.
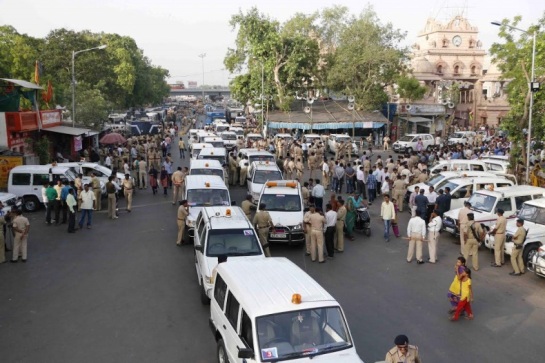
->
[100,132,127,145]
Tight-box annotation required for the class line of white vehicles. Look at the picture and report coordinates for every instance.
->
[391,131,488,153]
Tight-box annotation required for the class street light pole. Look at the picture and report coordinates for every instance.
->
[261,62,264,132]
[491,21,537,182]
[198,53,206,103]
[71,45,107,127]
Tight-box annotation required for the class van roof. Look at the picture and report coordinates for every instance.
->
[185,175,227,190]
[240,149,274,157]
[10,165,71,173]
[191,143,214,149]
[473,185,545,198]
[447,176,513,185]
[251,161,280,171]
[217,258,336,317]
[262,180,300,195]
[201,206,252,229]
[190,159,223,169]
[435,171,496,178]
[198,147,226,155]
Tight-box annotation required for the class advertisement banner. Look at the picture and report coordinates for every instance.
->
[0,156,24,189]
[41,110,62,126]
[74,136,82,152]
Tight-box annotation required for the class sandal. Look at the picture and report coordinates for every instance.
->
[448,308,456,314]
[448,316,458,322]
[465,315,474,320]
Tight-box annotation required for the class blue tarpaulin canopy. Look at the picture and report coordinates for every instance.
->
[268,121,385,130]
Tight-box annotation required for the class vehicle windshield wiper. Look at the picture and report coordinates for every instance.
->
[318,342,351,353]
[228,251,261,256]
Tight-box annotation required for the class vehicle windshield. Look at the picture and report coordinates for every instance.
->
[438,181,460,193]
[452,133,465,138]
[190,168,224,179]
[234,130,244,136]
[248,136,264,142]
[467,193,497,213]
[65,169,77,180]
[336,137,351,143]
[254,170,283,184]
[198,155,226,165]
[398,135,415,142]
[249,155,275,164]
[517,203,545,225]
[94,165,112,176]
[426,174,446,186]
[221,134,237,140]
[205,141,224,148]
[260,194,301,211]
[216,125,229,132]
[256,307,352,361]
[206,229,262,257]
[187,189,230,207]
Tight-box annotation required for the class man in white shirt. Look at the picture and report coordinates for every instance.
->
[406,210,427,264]
[105,154,112,169]
[78,184,96,229]
[322,161,330,190]
[311,180,325,211]
[356,166,366,198]
[427,209,442,263]
[380,194,396,242]
[427,186,438,221]
[324,203,337,259]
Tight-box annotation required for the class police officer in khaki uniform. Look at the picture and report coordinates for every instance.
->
[335,200,347,252]
[253,203,273,257]
[463,213,484,271]
[509,218,526,276]
[489,208,506,267]
[385,334,421,363]
[91,173,102,211]
[241,195,256,220]
[176,200,189,246]
[457,201,471,255]
[122,174,134,212]
[304,205,326,263]
[392,177,408,212]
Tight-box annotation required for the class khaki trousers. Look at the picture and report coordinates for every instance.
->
[139,171,148,188]
[463,240,479,270]
[239,168,247,186]
[428,230,439,263]
[173,184,182,204]
[305,231,311,254]
[322,172,329,189]
[393,190,405,211]
[494,233,506,265]
[310,229,324,262]
[107,193,116,219]
[335,220,345,252]
[459,223,467,254]
[510,247,525,274]
[177,219,185,244]
[94,189,102,210]
[407,233,423,262]
[124,190,133,211]
[229,168,237,185]
[12,232,27,261]
[258,227,271,257]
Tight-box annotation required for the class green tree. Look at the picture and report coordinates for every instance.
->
[326,7,408,110]
[75,83,111,128]
[396,76,426,103]
[490,14,545,168]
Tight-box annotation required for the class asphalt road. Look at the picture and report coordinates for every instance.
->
[1,132,544,363]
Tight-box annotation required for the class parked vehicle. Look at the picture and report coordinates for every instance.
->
[210,258,364,362]
[0,192,22,214]
[429,160,510,175]
[392,133,435,153]
[247,161,283,203]
[448,131,476,145]
[327,134,358,155]
[443,186,545,236]
[189,159,226,183]
[437,176,515,210]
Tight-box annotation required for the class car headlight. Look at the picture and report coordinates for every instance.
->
[187,219,195,228]
[505,234,513,242]
[292,223,303,231]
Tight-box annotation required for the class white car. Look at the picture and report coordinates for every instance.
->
[220,131,237,151]
[193,206,265,304]
[484,198,545,265]
[408,171,496,197]
[437,176,515,210]
[247,161,283,203]
[0,192,22,214]
[257,180,305,244]
[448,131,476,145]
[392,133,435,153]
[327,134,358,155]
[528,245,545,278]
[443,186,545,236]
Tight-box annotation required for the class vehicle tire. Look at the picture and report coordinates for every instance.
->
[406,147,413,154]
[200,278,210,305]
[523,244,539,265]
[426,145,432,151]
[217,339,229,363]
[23,196,40,212]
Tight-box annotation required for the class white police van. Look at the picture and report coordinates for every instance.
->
[194,206,265,304]
[189,159,227,184]
[247,161,283,203]
[183,175,232,238]
[257,180,304,244]
[210,258,364,362]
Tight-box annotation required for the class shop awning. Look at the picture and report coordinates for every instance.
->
[268,121,385,130]
[399,116,432,123]
[43,125,91,136]
[0,78,43,89]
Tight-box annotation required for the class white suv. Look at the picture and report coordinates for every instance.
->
[392,133,435,153]
[327,134,358,155]
[193,206,264,304]
[247,161,283,203]
[448,131,476,145]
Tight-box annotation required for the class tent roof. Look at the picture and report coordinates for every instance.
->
[0,78,43,90]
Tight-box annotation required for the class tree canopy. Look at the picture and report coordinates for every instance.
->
[224,6,408,112]
[490,13,545,164]
[0,26,170,127]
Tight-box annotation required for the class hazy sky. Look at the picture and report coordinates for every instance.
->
[1,0,542,86]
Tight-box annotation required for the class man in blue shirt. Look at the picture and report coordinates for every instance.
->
[60,181,75,224]
[367,172,377,205]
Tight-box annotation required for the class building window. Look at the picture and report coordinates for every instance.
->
[471,65,477,75]
[481,117,487,124]
[437,65,443,74]
[498,117,502,125]
[454,65,460,75]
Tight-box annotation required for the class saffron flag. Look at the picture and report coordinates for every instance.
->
[34,60,40,84]
[42,80,53,103]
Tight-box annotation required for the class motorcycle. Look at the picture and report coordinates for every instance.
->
[354,207,371,236]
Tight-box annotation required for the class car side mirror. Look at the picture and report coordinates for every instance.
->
[195,245,203,252]
[238,347,253,359]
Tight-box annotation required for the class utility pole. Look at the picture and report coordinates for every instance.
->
[198,53,206,103]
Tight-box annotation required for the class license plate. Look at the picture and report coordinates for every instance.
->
[445,227,455,234]
[271,233,286,238]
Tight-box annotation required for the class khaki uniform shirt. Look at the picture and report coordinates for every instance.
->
[337,206,347,222]
[12,215,30,235]
[393,179,406,192]
[465,221,483,242]
[172,170,184,186]
[241,200,254,218]
[458,207,470,226]
[301,187,309,203]
[122,179,134,190]
[385,345,421,363]
[513,226,526,246]
[495,216,507,234]
[177,205,189,221]
[305,212,325,231]
[91,176,101,190]
[253,211,272,229]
